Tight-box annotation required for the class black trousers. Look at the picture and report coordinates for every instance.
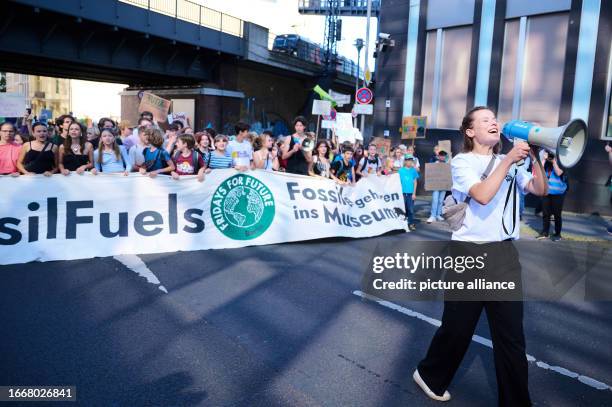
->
[417,301,530,406]
[417,242,529,406]
[542,194,565,236]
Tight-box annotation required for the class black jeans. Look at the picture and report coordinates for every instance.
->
[542,194,565,236]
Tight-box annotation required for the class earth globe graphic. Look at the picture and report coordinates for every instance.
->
[223,186,265,228]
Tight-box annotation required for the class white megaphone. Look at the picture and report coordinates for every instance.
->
[502,119,587,168]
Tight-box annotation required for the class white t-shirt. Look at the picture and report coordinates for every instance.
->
[451,152,533,242]
[227,139,253,167]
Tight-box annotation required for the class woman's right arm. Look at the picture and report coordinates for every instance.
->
[468,144,530,205]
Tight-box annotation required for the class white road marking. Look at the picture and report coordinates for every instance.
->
[114,254,168,293]
[353,290,611,392]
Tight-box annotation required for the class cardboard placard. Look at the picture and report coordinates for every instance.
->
[402,116,427,139]
[424,162,452,191]
[312,100,332,116]
[0,93,26,117]
[139,92,171,122]
[371,136,392,156]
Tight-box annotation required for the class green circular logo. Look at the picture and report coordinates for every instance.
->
[210,173,275,240]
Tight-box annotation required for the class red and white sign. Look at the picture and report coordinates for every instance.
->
[356,87,373,105]
[323,108,337,121]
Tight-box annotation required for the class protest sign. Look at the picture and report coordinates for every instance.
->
[321,120,335,129]
[329,89,350,106]
[402,116,427,139]
[0,93,26,117]
[372,137,392,156]
[0,171,405,265]
[312,100,332,116]
[424,162,452,191]
[138,92,171,122]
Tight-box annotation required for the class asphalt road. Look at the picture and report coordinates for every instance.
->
[1,224,611,406]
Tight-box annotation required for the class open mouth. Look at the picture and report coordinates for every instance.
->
[488,128,499,134]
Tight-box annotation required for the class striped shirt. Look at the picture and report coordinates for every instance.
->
[546,169,567,195]
[208,150,233,169]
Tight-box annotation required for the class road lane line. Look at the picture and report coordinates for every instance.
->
[353,290,611,392]
[114,254,168,293]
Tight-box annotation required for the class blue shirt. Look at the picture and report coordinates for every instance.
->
[208,151,233,169]
[93,146,132,173]
[142,147,172,171]
[398,166,419,193]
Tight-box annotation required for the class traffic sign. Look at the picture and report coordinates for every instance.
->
[356,87,373,104]
[323,108,337,121]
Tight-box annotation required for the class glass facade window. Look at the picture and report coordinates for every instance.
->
[421,26,472,129]
[498,13,569,127]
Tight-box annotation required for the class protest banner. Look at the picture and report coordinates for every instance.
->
[335,113,355,144]
[0,171,405,265]
[138,92,171,122]
[424,162,452,191]
[0,93,26,117]
[312,100,332,116]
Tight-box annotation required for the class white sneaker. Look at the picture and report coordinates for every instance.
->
[405,226,412,233]
[427,216,436,224]
[436,216,444,222]
[413,369,451,402]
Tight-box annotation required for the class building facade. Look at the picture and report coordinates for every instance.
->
[5,73,72,119]
[374,0,611,215]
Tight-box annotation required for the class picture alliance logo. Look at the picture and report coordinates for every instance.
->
[210,174,275,240]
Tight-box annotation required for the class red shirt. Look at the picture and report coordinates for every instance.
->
[0,142,21,174]
[174,151,205,175]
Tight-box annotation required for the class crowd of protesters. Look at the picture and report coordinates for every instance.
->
[0,109,594,238]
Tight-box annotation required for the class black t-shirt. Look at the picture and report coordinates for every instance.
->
[331,159,353,182]
[285,136,309,175]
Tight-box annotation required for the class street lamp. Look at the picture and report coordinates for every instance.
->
[354,38,364,96]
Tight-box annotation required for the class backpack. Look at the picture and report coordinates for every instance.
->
[360,154,381,172]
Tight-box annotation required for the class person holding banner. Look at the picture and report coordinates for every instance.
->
[139,128,175,177]
[413,106,547,406]
[58,122,94,176]
[386,146,405,174]
[0,122,21,176]
[17,122,58,176]
[91,128,132,175]
[309,140,332,178]
[171,134,206,182]
[357,144,383,178]
[282,116,312,175]
[207,134,234,170]
[227,122,253,171]
[330,146,355,185]
[253,133,279,171]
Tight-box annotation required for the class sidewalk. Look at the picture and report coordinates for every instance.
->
[412,196,612,242]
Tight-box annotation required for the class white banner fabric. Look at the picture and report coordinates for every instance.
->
[0,170,405,265]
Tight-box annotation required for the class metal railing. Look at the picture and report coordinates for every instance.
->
[298,0,381,11]
[119,0,243,37]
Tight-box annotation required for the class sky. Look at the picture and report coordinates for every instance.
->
[72,0,379,120]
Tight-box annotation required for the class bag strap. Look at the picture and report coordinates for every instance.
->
[464,155,497,204]
[502,168,518,236]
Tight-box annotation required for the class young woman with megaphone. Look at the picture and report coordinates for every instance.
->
[413,106,548,406]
